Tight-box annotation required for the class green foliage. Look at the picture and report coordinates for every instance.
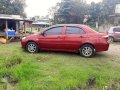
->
[0,0,26,16]
[0,43,120,90]
[51,0,120,25]
[87,0,120,25]
[103,0,120,15]
[54,0,89,24]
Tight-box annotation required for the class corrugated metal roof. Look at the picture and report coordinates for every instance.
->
[0,14,32,22]
[32,22,51,25]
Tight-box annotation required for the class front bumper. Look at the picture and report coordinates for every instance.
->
[21,40,27,49]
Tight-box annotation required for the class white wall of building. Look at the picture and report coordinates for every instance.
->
[115,4,120,14]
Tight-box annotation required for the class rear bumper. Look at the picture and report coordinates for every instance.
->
[96,43,109,52]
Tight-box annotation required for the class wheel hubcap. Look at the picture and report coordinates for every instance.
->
[82,47,93,57]
[28,44,37,53]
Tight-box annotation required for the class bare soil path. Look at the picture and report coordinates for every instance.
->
[105,44,120,58]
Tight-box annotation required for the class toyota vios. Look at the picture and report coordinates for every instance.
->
[21,24,109,58]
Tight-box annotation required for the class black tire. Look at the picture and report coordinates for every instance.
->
[80,44,95,58]
[26,42,39,53]
[108,37,114,43]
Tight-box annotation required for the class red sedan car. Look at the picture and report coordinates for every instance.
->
[21,24,109,57]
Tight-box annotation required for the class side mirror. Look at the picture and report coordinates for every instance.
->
[41,32,45,36]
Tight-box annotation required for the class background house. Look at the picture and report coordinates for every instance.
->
[0,14,32,40]
[32,18,51,32]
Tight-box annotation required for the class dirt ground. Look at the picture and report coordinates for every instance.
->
[104,44,120,58]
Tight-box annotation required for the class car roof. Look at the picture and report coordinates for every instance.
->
[45,24,97,33]
[50,24,83,28]
[45,24,83,30]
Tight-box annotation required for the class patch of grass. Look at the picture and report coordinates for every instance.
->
[112,42,120,45]
[0,43,120,90]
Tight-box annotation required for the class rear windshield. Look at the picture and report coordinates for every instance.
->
[83,25,98,33]
[113,28,120,32]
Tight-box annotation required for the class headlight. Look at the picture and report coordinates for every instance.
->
[22,37,26,40]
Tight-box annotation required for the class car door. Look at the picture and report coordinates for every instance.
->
[113,28,120,40]
[63,26,86,51]
[38,26,65,50]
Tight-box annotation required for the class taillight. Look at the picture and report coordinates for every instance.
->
[103,35,109,43]
[103,35,108,38]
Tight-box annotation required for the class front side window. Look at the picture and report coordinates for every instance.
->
[45,27,63,35]
[113,28,120,32]
[66,26,85,34]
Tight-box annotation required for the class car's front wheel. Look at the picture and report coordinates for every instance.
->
[80,44,95,58]
[26,42,39,53]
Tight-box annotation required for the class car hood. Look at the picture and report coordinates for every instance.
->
[26,33,40,39]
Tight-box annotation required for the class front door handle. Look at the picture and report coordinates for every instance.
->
[57,36,65,39]
[57,36,62,38]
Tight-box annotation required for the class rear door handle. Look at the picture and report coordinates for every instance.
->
[80,36,83,38]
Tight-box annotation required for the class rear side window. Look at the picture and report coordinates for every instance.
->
[45,27,63,35]
[66,26,85,34]
[113,28,120,32]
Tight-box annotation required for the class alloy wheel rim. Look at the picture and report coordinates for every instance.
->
[28,44,37,53]
[82,47,93,57]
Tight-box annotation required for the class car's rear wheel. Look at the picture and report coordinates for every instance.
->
[26,42,38,53]
[108,37,114,43]
[80,44,95,58]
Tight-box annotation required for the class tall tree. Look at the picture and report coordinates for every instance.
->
[51,0,120,25]
[0,0,26,16]
[88,2,103,26]
[88,0,120,26]
[103,0,120,15]
[54,0,89,24]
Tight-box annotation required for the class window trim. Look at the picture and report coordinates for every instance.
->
[65,26,86,35]
[44,26,64,35]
